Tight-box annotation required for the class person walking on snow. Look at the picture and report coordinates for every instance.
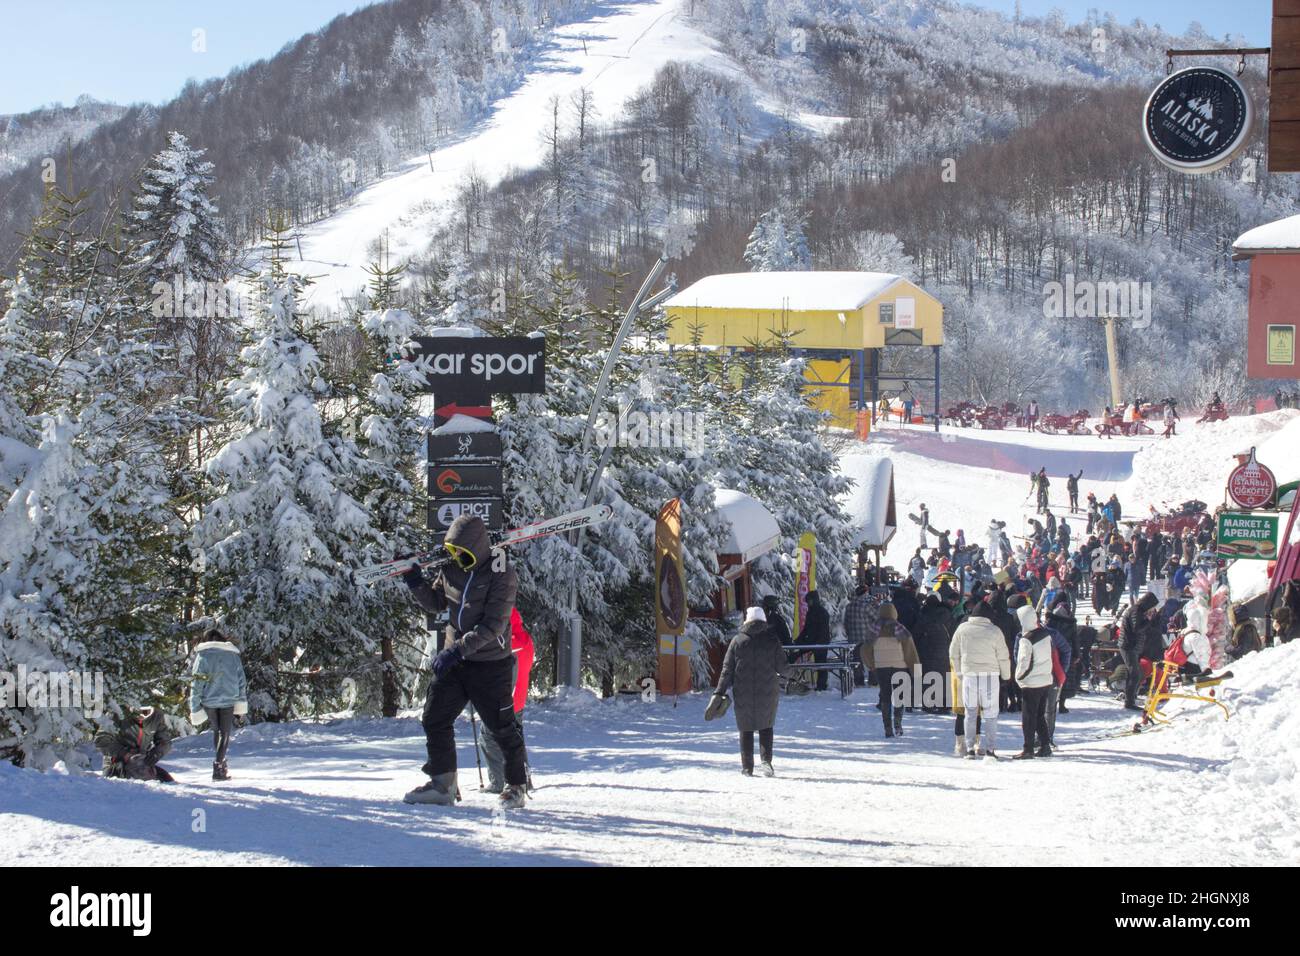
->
[1012,606,1055,759]
[862,603,920,738]
[401,514,528,808]
[949,602,1011,758]
[479,607,535,794]
[710,607,791,776]
[188,628,249,781]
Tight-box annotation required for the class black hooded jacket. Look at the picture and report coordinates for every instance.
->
[407,515,519,662]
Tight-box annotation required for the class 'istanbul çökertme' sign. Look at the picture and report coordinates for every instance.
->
[1142,67,1253,174]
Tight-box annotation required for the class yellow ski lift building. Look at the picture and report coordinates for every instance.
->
[663,271,945,430]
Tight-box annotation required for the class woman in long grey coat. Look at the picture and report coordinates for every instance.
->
[710,607,791,777]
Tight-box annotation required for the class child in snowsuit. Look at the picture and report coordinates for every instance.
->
[189,629,249,781]
[711,607,791,776]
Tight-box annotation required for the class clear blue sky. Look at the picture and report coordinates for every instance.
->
[0,0,377,114]
[0,0,1274,116]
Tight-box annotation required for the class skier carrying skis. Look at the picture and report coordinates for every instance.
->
[401,514,528,808]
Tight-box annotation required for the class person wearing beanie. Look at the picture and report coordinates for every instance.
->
[1013,606,1054,758]
[949,601,1011,758]
[711,606,790,776]
[861,603,919,738]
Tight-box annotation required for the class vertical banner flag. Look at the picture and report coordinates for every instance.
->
[655,498,689,696]
[793,532,817,636]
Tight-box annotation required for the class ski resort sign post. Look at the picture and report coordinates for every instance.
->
[1142,67,1253,174]
[407,335,546,537]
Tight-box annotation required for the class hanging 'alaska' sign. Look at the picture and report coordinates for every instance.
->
[1142,67,1253,173]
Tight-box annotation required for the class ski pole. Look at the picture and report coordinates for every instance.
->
[468,705,484,789]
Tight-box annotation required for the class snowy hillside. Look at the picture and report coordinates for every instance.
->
[293,0,741,312]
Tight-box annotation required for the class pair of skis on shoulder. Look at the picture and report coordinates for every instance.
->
[353,504,613,586]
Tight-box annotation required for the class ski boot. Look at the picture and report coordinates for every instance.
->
[404,771,460,805]
[212,760,230,781]
[499,783,528,809]
[760,760,775,778]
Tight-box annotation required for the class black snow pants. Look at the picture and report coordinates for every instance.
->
[740,728,774,771]
[1020,686,1052,753]
[204,706,234,764]
[422,656,526,786]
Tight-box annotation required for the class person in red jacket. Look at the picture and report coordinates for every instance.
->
[480,607,535,793]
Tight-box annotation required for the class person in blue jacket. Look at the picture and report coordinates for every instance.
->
[189,629,249,781]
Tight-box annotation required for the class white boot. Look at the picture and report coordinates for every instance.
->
[404,771,459,805]
[499,783,528,809]
[954,737,968,757]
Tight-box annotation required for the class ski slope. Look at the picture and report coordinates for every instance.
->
[291,0,739,314]
[841,410,1300,551]
[3,644,1295,866]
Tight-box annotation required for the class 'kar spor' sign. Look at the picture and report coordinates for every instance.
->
[406,336,546,395]
[1142,67,1253,174]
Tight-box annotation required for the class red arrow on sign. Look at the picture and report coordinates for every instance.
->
[434,402,492,420]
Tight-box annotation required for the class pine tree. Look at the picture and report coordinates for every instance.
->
[1,185,186,769]
[743,205,811,272]
[193,225,380,718]
[353,300,429,716]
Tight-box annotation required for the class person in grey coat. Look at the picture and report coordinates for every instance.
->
[189,629,249,781]
[710,607,791,777]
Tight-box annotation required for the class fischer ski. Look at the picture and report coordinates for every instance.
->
[354,504,613,586]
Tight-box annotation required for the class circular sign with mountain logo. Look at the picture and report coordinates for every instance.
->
[1142,67,1252,173]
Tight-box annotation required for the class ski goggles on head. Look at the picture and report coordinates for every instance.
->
[445,542,478,570]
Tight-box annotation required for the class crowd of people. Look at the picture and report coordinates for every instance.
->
[706,476,1297,774]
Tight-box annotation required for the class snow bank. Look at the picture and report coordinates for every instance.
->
[1123,409,1300,514]
[1154,642,1300,860]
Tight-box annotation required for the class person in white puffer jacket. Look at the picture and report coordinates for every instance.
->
[1013,605,1055,759]
[949,602,1011,758]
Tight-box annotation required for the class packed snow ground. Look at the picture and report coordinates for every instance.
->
[3,644,1294,866]
[4,412,1297,866]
